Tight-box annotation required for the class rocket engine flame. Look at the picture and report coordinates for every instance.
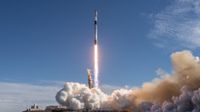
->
[94,44,99,88]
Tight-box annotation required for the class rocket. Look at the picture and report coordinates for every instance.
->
[94,10,98,45]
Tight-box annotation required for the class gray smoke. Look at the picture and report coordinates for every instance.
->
[138,87,200,112]
[56,50,200,111]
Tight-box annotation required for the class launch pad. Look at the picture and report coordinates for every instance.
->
[23,105,130,112]
[23,105,131,112]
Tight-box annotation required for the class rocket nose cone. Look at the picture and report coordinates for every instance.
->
[95,10,98,15]
[94,10,98,21]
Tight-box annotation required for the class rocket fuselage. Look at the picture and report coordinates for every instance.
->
[94,10,98,45]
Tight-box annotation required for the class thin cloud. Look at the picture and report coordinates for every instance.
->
[150,0,200,49]
[0,82,61,112]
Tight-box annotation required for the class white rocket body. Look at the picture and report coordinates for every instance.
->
[94,11,98,45]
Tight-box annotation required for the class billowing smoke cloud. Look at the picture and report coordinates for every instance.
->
[56,82,107,109]
[56,50,200,111]
[56,83,135,111]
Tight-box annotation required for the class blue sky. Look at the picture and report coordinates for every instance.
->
[0,0,200,87]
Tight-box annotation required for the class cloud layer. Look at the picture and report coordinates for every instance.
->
[150,0,200,49]
[0,82,60,112]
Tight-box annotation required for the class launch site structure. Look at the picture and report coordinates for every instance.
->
[87,69,93,88]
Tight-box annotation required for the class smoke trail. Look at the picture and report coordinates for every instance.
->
[56,50,200,111]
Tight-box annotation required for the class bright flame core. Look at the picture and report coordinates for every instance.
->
[94,44,99,88]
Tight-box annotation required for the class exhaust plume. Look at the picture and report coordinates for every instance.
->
[94,44,99,88]
[56,50,200,111]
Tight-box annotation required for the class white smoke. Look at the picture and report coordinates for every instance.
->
[56,82,135,110]
[56,50,200,111]
[56,82,107,110]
